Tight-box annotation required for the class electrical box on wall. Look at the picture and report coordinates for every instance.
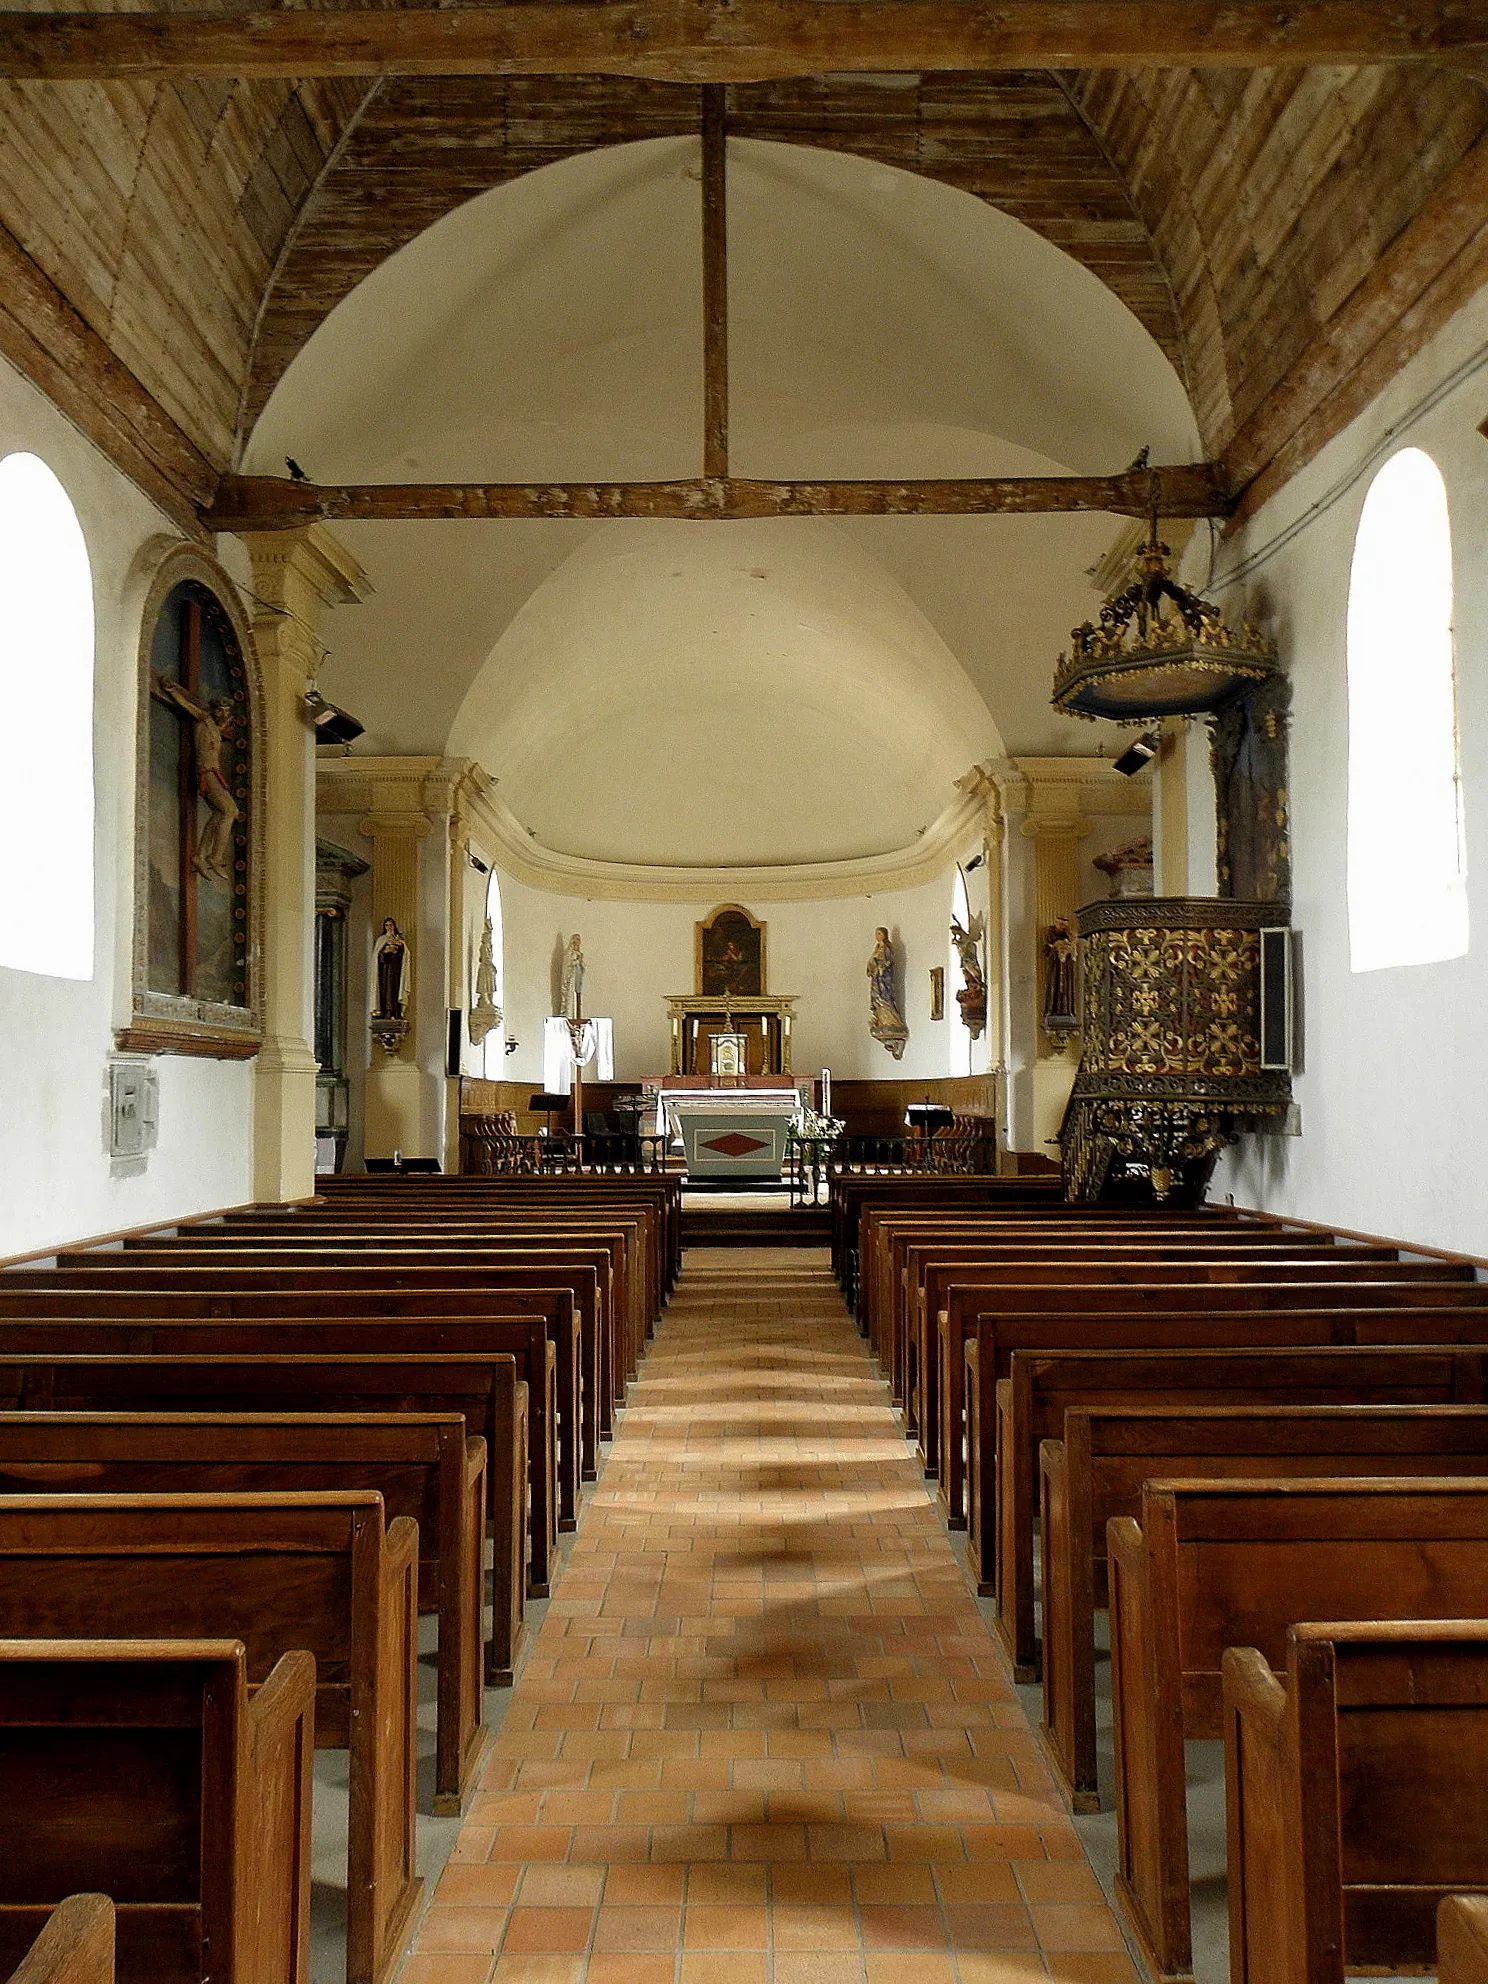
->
[108,1059,159,1159]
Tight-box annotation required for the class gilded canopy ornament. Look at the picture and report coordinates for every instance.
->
[1052,533,1276,724]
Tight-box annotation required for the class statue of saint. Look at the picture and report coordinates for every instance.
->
[560,934,585,1022]
[373,917,409,1020]
[469,916,501,1045]
[153,674,239,883]
[951,916,987,1039]
[866,926,909,1061]
[1043,916,1079,1023]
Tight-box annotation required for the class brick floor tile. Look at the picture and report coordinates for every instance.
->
[518,1869,607,1909]
[417,1909,511,1954]
[591,1909,683,1953]
[499,1911,595,1954]
[585,1957,677,1984]
[405,1249,1126,1984]
[772,1954,867,1984]
[435,1867,523,1908]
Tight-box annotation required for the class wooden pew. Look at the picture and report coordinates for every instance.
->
[0,1411,487,1811]
[1440,1897,1488,1984]
[1041,1403,1488,1809]
[0,1306,560,1593]
[0,1352,526,1687]
[1107,1478,1488,1981]
[32,1246,601,1487]
[0,1494,418,1984]
[949,1280,1488,1543]
[0,1642,314,1984]
[176,1217,643,1408]
[216,1206,659,1385]
[1225,1625,1488,1984]
[832,1175,1064,1301]
[4,1897,114,1984]
[316,1171,681,1305]
[860,1206,1240,1356]
[889,1219,1320,1393]
[987,1341,1488,1681]
[905,1231,1385,1453]
[0,1273,572,1552]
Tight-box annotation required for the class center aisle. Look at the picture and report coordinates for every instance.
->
[403,1247,1137,1984]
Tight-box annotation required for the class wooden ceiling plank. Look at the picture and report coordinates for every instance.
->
[203,464,1230,528]
[2,2,1486,83]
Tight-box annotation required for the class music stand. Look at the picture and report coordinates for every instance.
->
[529,1093,571,1135]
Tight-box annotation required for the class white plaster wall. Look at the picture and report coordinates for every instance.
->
[490,855,995,1088]
[0,354,255,1255]
[1209,282,1488,1255]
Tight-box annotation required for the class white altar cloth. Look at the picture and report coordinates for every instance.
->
[661,1090,804,1180]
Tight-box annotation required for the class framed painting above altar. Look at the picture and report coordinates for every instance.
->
[697,904,765,997]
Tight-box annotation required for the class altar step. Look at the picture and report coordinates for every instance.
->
[683,1207,831,1247]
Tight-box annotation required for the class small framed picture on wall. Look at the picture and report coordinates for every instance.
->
[929,966,945,1021]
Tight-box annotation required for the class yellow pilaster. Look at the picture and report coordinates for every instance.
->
[243,527,371,1202]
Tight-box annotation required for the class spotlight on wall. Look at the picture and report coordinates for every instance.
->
[302,686,365,746]
[504,1038,520,1055]
[1113,730,1161,777]
[964,853,985,873]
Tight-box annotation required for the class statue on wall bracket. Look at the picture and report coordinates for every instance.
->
[950,916,987,1039]
[371,916,410,1055]
[1042,916,1080,1052]
[469,916,502,1046]
[867,926,909,1061]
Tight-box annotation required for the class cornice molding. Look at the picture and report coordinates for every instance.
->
[317,751,1142,902]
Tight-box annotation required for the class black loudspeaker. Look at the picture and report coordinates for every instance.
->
[447,1009,463,1078]
[1259,927,1294,1071]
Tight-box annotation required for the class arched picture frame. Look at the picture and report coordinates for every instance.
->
[696,903,766,998]
[123,543,265,1057]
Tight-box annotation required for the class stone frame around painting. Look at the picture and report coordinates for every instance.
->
[120,539,266,1059]
[696,903,766,998]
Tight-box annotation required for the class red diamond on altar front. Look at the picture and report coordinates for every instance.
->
[701,1132,769,1157]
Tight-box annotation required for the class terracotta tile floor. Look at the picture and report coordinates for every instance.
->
[405,1248,1139,1984]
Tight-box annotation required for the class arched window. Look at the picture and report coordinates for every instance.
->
[481,866,506,1078]
[949,865,972,1077]
[1347,448,1468,972]
[0,452,94,980]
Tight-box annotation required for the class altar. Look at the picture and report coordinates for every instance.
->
[653,1084,807,1180]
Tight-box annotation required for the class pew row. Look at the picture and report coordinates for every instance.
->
[1041,1403,1488,1809]
[1225,1624,1488,1984]
[986,1341,1488,1681]
[0,1305,559,1592]
[956,1298,1488,1596]
[8,1259,587,1520]
[0,1642,314,1984]
[0,1353,527,1685]
[0,1411,487,1812]
[940,1265,1488,1530]
[0,1494,418,1984]
[1107,1478,1488,1981]
[906,1230,1412,1464]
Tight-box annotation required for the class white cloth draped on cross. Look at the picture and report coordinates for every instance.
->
[542,1016,614,1096]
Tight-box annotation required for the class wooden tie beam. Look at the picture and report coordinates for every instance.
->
[1,1,1485,81]
[202,464,1232,529]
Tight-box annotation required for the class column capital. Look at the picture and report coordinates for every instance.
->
[359,810,434,842]
[243,524,373,614]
